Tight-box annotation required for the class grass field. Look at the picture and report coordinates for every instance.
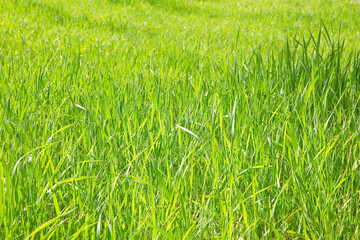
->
[1,0,360,239]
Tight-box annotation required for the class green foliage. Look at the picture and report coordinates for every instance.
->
[1,0,360,239]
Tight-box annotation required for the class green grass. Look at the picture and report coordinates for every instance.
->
[1,0,360,239]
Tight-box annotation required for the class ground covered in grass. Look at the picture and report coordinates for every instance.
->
[1,0,360,239]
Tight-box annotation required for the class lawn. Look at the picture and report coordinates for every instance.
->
[1,0,360,239]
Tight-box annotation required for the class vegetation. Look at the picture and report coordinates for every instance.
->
[1,0,360,239]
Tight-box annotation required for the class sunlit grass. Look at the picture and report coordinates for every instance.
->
[1,0,360,239]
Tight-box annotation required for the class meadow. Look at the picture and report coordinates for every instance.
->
[1,0,360,239]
